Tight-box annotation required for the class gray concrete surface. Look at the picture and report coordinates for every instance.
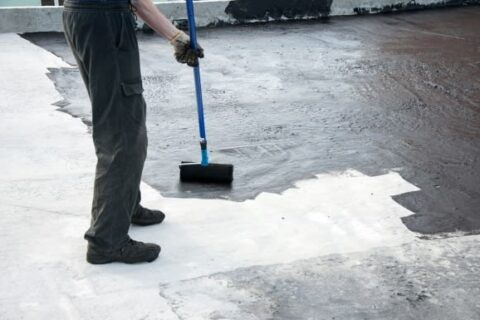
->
[3,6,480,320]
[160,236,480,319]
[0,1,232,33]
[25,6,480,236]
[1,0,479,33]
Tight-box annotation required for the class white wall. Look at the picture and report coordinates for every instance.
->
[0,0,41,7]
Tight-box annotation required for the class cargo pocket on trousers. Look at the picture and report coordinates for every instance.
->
[121,81,146,125]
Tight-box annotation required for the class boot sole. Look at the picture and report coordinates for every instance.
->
[131,219,164,226]
[86,249,161,265]
[131,216,165,226]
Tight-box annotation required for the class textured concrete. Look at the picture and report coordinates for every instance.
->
[27,6,480,236]
[0,1,232,33]
[160,236,480,319]
[331,0,480,15]
[2,6,480,320]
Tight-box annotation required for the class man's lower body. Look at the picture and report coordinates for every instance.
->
[63,0,164,264]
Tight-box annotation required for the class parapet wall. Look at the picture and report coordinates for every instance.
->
[0,0,478,33]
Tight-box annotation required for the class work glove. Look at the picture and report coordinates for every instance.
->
[170,31,204,67]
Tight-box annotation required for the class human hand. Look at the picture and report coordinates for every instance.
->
[170,31,204,67]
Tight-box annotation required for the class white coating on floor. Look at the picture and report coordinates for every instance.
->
[0,33,477,319]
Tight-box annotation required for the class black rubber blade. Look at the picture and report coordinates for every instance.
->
[179,162,234,184]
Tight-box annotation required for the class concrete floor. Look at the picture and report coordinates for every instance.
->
[26,6,480,236]
[1,6,478,320]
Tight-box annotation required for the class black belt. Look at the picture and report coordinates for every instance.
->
[64,0,131,10]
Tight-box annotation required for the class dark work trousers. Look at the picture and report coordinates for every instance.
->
[63,0,147,250]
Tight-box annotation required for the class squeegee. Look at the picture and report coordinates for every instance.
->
[179,0,234,184]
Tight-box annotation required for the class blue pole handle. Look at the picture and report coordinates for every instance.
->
[186,0,209,166]
[186,0,198,49]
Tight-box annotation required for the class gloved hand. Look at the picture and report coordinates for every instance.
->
[170,31,204,67]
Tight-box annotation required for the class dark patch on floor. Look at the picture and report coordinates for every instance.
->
[20,32,77,66]
[225,0,333,22]
[354,0,480,15]
[23,7,480,236]
[160,238,480,319]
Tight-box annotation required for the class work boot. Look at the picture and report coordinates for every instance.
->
[86,239,161,264]
[131,206,166,226]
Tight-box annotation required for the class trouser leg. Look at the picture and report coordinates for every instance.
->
[134,190,142,215]
[63,4,147,250]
